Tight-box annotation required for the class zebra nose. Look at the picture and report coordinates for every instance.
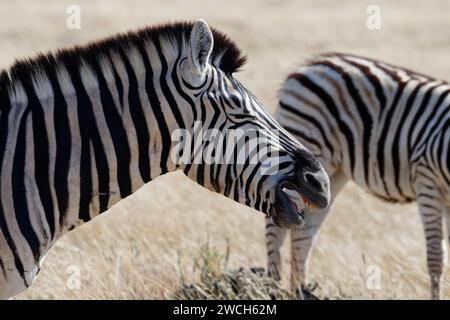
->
[293,149,330,208]
[300,169,330,209]
[304,172,325,192]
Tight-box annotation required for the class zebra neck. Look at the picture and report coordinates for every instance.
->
[1,45,191,240]
[63,52,189,232]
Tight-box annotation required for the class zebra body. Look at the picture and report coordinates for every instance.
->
[0,21,330,299]
[266,53,450,299]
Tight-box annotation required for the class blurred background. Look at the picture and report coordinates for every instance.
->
[2,0,450,299]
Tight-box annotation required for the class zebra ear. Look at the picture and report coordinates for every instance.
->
[186,19,213,81]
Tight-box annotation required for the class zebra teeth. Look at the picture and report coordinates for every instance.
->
[283,187,317,212]
[301,196,316,211]
[307,202,316,210]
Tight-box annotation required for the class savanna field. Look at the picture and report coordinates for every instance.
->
[2,0,450,299]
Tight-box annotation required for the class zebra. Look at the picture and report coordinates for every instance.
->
[266,52,450,300]
[0,20,330,299]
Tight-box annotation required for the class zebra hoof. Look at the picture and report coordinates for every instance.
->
[293,284,320,300]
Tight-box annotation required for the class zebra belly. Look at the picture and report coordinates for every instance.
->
[352,167,416,204]
[338,133,416,204]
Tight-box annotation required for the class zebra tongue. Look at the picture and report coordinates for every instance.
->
[287,196,298,213]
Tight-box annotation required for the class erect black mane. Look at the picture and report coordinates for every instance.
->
[0,21,247,93]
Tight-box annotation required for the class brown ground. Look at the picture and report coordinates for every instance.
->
[1,0,449,299]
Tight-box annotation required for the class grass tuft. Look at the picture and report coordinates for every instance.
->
[171,239,292,300]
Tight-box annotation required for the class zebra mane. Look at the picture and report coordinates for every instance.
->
[0,21,247,94]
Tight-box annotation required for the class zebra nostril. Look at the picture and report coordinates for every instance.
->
[304,172,323,191]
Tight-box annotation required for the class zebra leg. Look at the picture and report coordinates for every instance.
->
[266,215,288,282]
[443,206,450,298]
[290,209,328,297]
[290,170,347,296]
[417,189,447,300]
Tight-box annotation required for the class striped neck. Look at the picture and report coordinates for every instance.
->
[0,33,198,242]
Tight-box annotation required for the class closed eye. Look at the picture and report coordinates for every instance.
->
[228,111,256,120]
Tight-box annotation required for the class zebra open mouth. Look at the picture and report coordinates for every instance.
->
[282,186,316,219]
[272,182,316,228]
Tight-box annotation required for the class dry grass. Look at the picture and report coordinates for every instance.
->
[170,239,295,300]
[2,0,450,299]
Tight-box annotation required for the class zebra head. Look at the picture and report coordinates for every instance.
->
[173,20,330,227]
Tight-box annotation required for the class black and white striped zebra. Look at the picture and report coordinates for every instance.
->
[0,20,330,299]
[266,52,450,299]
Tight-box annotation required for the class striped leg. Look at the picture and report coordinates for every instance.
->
[417,186,447,300]
[266,216,288,282]
[290,209,328,294]
[290,170,347,295]
[445,206,450,289]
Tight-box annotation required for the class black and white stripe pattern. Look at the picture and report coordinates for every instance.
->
[266,53,450,299]
[0,20,330,299]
